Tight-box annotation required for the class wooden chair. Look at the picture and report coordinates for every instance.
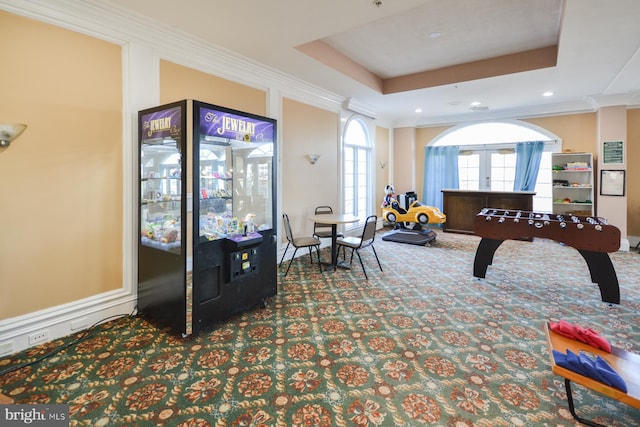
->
[280,213,322,276]
[313,206,344,240]
[337,215,382,280]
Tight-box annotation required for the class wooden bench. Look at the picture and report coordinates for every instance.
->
[544,322,640,426]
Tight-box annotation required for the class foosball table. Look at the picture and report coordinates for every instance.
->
[473,208,621,304]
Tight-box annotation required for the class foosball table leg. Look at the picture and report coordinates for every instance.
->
[473,238,504,278]
[577,250,620,304]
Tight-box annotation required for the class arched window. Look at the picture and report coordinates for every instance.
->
[343,117,372,220]
[430,121,560,212]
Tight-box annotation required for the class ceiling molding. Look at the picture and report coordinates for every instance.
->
[383,46,558,94]
[411,99,598,128]
[342,97,377,119]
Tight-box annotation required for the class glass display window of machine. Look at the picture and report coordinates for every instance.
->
[140,105,184,254]
[196,105,275,243]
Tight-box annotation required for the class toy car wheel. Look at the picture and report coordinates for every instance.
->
[417,213,429,224]
[386,212,397,223]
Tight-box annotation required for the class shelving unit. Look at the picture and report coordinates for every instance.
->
[551,152,594,216]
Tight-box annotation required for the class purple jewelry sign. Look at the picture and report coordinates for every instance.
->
[199,107,274,142]
[141,106,182,141]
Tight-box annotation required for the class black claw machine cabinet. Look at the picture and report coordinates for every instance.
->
[138,100,277,336]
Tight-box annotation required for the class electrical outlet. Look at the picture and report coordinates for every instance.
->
[0,341,14,357]
[70,317,88,331]
[29,330,49,345]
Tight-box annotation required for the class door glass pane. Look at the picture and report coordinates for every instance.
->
[490,152,516,191]
[458,153,480,190]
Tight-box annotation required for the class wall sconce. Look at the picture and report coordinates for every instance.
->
[379,161,387,169]
[307,154,320,165]
[0,123,28,148]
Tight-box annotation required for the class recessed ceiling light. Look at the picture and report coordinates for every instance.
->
[543,91,554,97]
[429,32,441,39]
[470,101,481,107]
[415,108,422,113]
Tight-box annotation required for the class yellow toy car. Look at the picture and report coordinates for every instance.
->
[382,200,446,226]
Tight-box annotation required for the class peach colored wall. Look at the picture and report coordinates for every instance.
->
[375,126,390,217]
[160,60,266,116]
[627,108,640,236]
[524,113,597,155]
[282,98,338,240]
[392,127,416,195]
[0,11,123,318]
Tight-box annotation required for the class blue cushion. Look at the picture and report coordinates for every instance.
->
[553,349,627,392]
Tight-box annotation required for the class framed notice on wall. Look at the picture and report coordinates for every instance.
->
[600,170,625,196]
[602,140,624,164]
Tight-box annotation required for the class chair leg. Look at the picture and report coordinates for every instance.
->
[371,246,383,272]
[307,246,315,264]
[355,250,368,280]
[316,245,323,273]
[279,242,291,267]
[285,248,299,276]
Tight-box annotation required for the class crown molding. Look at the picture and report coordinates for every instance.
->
[408,98,599,128]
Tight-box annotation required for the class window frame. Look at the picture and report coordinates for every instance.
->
[342,115,374,225]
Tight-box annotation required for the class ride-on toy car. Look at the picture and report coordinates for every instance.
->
[382,200,446,227]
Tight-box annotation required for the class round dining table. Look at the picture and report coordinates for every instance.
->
[308,213,360,270]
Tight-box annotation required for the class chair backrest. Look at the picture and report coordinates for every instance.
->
[282,213,294,243]
[315,206,333,215]
[314,206,333,233]
[360,215,378,247]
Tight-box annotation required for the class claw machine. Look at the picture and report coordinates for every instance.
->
[138,100,277,335]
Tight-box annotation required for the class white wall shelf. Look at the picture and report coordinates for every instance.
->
[552,152,594,216]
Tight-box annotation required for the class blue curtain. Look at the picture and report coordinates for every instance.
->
[513,141,544,192]
[422,145,459,210]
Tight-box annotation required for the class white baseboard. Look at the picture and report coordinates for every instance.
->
[0,290,137,357]
[620,237,630,252]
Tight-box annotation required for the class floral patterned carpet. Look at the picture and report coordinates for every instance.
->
[1,229,639,426]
